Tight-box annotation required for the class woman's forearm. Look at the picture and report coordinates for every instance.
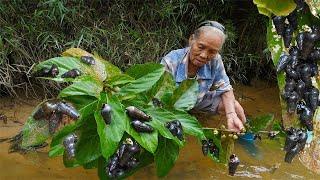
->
[221,90,236,115]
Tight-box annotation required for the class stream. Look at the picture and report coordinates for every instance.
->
[1,80,319,179]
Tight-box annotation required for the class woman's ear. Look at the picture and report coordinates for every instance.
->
[189,34,195,46]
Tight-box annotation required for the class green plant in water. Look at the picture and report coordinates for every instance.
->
[15,48,230,179]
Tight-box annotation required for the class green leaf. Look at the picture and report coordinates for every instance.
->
[93,52,122,78]
[119,65,165,97]
[34,56,90,82]
[94,93,126,160]
[83,159,99,169]
[21,102,50,148]
[143,71,176,106]
[146,108,205,139]
[61,95,97,110]
[58,76,103,98]
[203,129,224,163]
[155,137,180,177]
[75,118,101,164]
[49,144,64,158]
[50,99,98,147]
[125,122,159,154]
[169,79,198,111]
[105,74,135,87]
[62,48,121,81]
[144,108,184,146]
[253,0,296,16]
[97,151,154,180]
[248,114,274,133]
[125,63,163,79]
[63,151,80,168]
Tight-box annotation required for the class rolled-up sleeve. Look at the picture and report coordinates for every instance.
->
[160,57,171,73]
[213,57,233,96]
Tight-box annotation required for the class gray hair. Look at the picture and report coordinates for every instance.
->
[194,26,227,45]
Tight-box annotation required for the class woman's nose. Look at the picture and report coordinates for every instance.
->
[199,51,208,59]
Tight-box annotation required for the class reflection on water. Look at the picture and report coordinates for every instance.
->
[1,81,319,179]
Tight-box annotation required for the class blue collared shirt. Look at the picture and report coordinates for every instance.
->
[160,47,232,104]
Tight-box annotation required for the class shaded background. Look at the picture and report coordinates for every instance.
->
[0,0,274,97]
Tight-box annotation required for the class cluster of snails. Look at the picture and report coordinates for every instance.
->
[201,139,219,157]
[33,100,79,134]
[284,128,307,163]
[273,0,319,163]
[126,106,154,133]
[34,55,97,78]
[106,138,140,178]
[165,120,184,141]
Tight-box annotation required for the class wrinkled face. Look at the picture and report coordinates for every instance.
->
[189,31,223,68]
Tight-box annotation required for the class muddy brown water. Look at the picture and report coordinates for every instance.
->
[0,81,319,179]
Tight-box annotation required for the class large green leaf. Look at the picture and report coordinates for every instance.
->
[125,63,163,79]
[125,121,159,154]
[105,74,135,87]
[145,108,184,146]
[62,48,122,81]
[155,137,180,177]
[93,51,122,78]
[203,129,224,163]
[75,118,101,165]
[169,79,198,111]
[253,0,296,16]
[50,99,98,148]
[97,150,154,180]
[34,56,92,82]
[58,76,103,98]
[119,64,165,97]
[21,102,50,148]
[146,108,204,139]
[94,93,126,160]
[61,95,97,110]
[145,71,176,106]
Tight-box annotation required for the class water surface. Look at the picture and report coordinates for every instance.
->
[0,81,319,179]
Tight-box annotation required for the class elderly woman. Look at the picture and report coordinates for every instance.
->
[161,21,246,132]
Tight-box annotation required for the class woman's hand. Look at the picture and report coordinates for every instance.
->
[226,112,244,132]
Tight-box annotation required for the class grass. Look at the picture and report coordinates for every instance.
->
[0,0,275,97]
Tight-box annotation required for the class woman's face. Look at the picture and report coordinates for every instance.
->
[189,31,223,68]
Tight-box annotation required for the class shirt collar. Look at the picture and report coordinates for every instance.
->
[175,47,213,83]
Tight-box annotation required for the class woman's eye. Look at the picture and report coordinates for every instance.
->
[198,45,204,49]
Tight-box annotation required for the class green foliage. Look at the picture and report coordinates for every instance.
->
[17,48,218,179]
[155,137,180,177]
[0,0,270,97]
[247,114,274,133]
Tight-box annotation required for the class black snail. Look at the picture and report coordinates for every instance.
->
[228,154,240,176]
[130,119,154,133]
[106,138,140,178]
[80,56,95,65]
[126,106,151,121]
[61,68,81,78]
[34,64,59,78]
[125,106,153,133]
[101,104,112,125]
[284,128,307,163]
[63,133,78,159]
[33,100,80,134]
[165,120,184,141]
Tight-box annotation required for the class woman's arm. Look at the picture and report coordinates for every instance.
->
[221,90,245,132]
